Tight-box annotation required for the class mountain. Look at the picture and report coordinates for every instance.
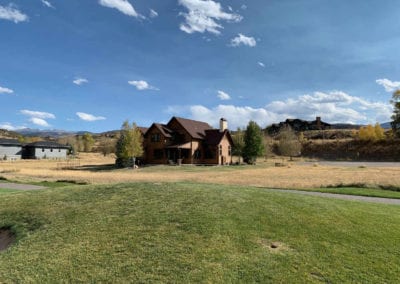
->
[380,122,392,129]
[15,128,86,138]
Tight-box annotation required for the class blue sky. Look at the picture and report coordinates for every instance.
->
[1,0,399,132]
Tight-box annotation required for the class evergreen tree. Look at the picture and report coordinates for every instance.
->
[391,90,400,137]
[231,127,244,163]
[242,121,265,164]
[115,120,144,168]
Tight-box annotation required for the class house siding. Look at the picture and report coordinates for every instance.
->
[33,148,68,159]
[0,145,22,160]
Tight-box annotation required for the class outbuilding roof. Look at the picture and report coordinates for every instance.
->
[0,138,21,146]
[25,141,71,149]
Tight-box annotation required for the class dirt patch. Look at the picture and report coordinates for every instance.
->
[256,238,291,254]
[0,228,15,252]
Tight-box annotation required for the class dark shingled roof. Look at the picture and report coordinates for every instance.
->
[154,123,173,138]
[172,117,213,139]
[138,127,148,135]
[26,141,71,149]
[205,129,233,145]
[0,138,21,146]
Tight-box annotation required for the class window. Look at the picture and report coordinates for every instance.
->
[219,145,222,156]
[59,149,61,152]
[151,133,161,142]
[194,149,201,159]
[228,146,231,156]
[153,149,164,159]
[42,148,45,152]
[50,149,53,152]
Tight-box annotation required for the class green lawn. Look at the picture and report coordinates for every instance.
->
[0,182,399,282]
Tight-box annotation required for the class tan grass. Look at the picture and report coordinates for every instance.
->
[0,153,399,189]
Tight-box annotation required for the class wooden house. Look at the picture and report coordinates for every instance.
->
[143,117,233,165]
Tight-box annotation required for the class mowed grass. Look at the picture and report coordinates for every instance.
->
[301,187,400,199]
[0,183,399,282]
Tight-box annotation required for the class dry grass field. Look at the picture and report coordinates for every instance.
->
[0,153,399,189]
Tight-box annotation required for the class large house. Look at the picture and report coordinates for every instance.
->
[143,117,233,165]
[0,139,70,160]
[266,116,331,135]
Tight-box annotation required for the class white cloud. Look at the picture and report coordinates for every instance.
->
[29,117,50,127]
[149,9,158,18]
[258,62,265,67]
[98,0,143,18]
[178,0,242,35]
[128,80,159,91]
[241,4,247,10]
[0,86,14,94]
[0,4,28,23]
[76,112,106,122]
[189,105,278,129]
[376,78,400,92]
[217,90,231,100]
[230,33,256,47]
[168,91,393,129]
[73,78,89,85]
[20,110,56,119]
[0,123,15,130]
[41,0,54,9]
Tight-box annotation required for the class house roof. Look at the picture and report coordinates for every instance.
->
[171,117,213,139]
[205,129,233,145]
[154,123,173,138]
[0,138,21,146]
[138,127,148,135]
[26,141,71,149]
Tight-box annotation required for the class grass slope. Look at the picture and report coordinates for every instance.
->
[0,182,399,282]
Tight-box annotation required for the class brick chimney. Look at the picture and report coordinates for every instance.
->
[316,116,321,129]
[220,118,228,132]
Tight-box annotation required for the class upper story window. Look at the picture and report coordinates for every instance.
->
[219,145,223,155]
[151,133,161,142]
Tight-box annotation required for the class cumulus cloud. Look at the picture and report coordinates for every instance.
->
[168,91,392,129]
[230,33,256,47]
[0,4,28,23]
[0,123,15,130]
[178,0,242,35]
[41,0,54,9]
[149,9,158,18]
[217,90,231,100]
[0,86,14,94]
[20,109,55,128]
[29,117,50,127]
[98,0,143,18]
[76,112,106,122]
[258,62,265,67]
[73,78,89,85]
[20,110,56,119]
[376,78,400,92]
[128,80,159,91]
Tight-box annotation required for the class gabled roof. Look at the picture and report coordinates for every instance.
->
[205,129,233,145]
[26,141,71,149]
[154,123,173,138]
[169,117,213,139]
[138,127,148,135]
[0,138,21,146]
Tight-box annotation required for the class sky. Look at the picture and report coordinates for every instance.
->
[1,0,400,132]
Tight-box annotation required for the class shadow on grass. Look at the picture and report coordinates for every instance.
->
[74,164,118,172]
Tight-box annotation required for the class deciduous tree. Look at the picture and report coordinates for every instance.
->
[115,121,144,168]
[278,126,301,160]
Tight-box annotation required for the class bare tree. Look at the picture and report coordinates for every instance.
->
[278,126,302,161]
